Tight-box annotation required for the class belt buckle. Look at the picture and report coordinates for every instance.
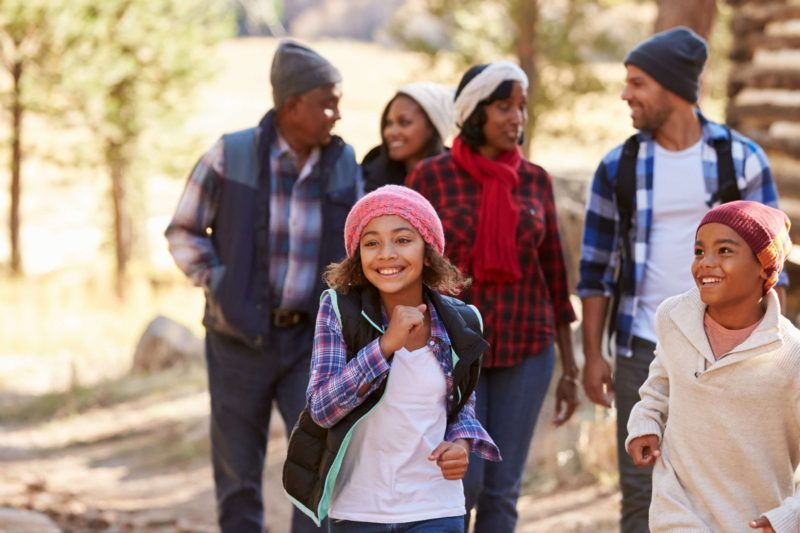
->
[273,309,299,328]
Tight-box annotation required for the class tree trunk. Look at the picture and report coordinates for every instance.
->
[107,141,132,298]
[654,0,717,40]
[511,0,538,157]
[9,60,23,276]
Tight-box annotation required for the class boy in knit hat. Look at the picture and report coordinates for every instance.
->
[626,201,799,532]
[578,26,785,532]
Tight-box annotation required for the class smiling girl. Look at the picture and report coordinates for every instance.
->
[626,201,800,532]
[283,185,499,532]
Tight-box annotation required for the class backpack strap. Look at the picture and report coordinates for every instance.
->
[608,135,640,343]
[457,304,483,334]
[615,134,639,296]
[712,126,740,205]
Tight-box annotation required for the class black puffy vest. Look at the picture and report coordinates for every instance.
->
[282,285,488,525]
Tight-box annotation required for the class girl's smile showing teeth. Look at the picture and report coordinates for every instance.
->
[377,267,404,276]
[700,277,721,286]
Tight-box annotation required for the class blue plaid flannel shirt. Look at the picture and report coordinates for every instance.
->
[307,292,501,461]
[578,111,784,358]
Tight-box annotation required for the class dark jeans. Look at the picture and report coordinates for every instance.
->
[329,516,464,533]
[463,345,555,533]
[206,325,321,533]
[615,336,656,533]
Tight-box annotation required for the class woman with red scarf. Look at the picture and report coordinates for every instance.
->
[406,62,579,532]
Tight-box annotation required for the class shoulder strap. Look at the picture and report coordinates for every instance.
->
[616,135,639,220]
[712,126,740,204]
[607,135,640,345]
[323,289,380,362]
[614,134,639,295]
[456,303,483,334]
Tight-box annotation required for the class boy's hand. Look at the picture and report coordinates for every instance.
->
[627,434,661,467]
[379,304,426,358]
[428,439,469,480]
[749,516,775,532]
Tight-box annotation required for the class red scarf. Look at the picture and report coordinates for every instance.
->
[451,136,522,283]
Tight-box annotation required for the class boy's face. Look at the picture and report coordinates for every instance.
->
[359,215,426,300]
[692,223,768,307]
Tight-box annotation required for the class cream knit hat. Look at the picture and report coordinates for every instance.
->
[396,82,455,142]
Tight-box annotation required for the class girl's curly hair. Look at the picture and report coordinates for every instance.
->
[323,243,471,295]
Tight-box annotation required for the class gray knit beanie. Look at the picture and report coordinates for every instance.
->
[270,40,342,108]
[624,27,708,103]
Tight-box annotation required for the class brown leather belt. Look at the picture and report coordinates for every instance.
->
[271,309,309,328]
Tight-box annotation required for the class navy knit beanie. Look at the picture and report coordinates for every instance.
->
[624,27,708,103]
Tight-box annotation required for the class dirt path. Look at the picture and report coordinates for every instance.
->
[0,386,619,532]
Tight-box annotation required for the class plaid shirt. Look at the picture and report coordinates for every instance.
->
[165,138,225,288]
[406,153,576,368]
[578,111,783,358]
[269,135,322,309]
[165,130,324,307]
[307,292,501,461]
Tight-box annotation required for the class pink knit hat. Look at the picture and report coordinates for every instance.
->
[698,200,792,293]
[344,185,445,257]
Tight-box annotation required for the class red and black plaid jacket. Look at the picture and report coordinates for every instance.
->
[407,152,576,368]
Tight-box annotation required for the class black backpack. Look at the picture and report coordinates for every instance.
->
[609,128,740,337]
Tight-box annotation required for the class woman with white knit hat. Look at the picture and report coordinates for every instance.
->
[407,62,579,532]
[361,82,454,192]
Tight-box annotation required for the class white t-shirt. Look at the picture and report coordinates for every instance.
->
[329,343,465,523]
[631,140,707,343]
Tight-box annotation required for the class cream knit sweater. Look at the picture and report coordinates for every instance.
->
[627,288,800,533]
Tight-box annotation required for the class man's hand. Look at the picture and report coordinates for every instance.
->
[749,516,775,532]
[626,434,661,467]
[553,375,580,426]
[428,439,469,480]
[582,356,614,408]
[379,304,426,358]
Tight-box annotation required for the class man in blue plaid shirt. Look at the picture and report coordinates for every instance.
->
[578,27,785,533]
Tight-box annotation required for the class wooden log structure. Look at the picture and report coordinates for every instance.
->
[726,0,800,243]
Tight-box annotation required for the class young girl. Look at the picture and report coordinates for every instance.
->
[283,185,500,532]
[626,201,799,532]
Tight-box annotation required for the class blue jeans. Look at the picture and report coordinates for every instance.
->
[328,516,464,532]
[206,325,321,533]
[463,345,555,533]
[615,336,656,533]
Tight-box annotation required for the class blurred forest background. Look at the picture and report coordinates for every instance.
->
[1,0,798,531]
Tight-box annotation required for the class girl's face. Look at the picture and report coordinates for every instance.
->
[383,95,434,167]
[479,81,527,160]
[692,222,767,308]
[359,215,426,300]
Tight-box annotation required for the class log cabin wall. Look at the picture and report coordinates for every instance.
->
[727,0,800,230]
[728,0,800,315]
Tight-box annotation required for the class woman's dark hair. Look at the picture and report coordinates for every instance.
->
[380,94,445,161]
[455,64,518,150]
[323,243,471,296]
